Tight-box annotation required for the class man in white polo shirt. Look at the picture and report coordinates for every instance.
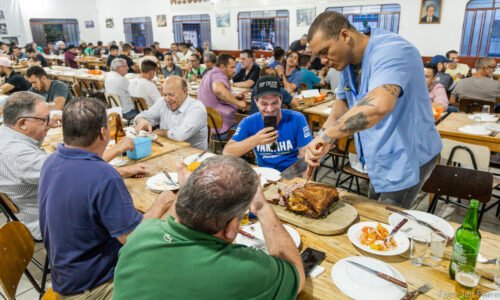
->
[104,58,136,120]
[128,60,161,108]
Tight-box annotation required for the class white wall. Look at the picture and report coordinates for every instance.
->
[18,0,471,56]
[18,0,101,46]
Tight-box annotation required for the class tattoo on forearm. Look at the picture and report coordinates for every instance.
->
[356,96,375,107]
[338,112,369,134]
[382,84,401,98]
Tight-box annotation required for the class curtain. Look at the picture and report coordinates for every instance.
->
[173,17,184,43]
[63,23,79,46]
[144,20,153,46]
[173,15,211,46]
[275,10,289,50]
[124,23,133,44]
[238,13,251,50]
[200,19,211,48]
[30,24,46,46]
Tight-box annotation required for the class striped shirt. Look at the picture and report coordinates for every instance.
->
[0,126,47,240]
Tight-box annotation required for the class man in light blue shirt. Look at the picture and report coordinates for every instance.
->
[305,12,442,208]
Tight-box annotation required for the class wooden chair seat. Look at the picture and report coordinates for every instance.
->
[131,97,148,112]
[343,165,370,180]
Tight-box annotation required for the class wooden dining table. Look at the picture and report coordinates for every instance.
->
[436,112,500,152]
[302,100,335,131]
[123,146,499,300]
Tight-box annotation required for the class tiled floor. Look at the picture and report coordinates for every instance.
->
[1,159,498,299]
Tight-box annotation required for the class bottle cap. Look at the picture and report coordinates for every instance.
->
[470,199,479,207]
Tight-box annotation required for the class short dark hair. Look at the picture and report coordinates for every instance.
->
[423,63,437,76]
[308,11,356,41]
[122,43,132,52]
[190,53,200,62]
[241,49,254,59]
[97,41,103,46]
[476,57,495,69]
[286,50,301,70]
[446,50,458,59]
[203,51,217,64]
[141,59,158,73]
[109,45,119,51]
[426,4,436,11]
[62,98,108,147]
[260,65,278,77]
[299,54,311,67]
[25,47,36,54]
[215,53,236,67]
[273,47,285,60]
[143,47,153,55]
[175,156,259,234]
[3,92,45,126]
[26,66,48,78]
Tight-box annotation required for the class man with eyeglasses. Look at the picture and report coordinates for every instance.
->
[449,57,499,106]
[0,92,149,241]
[224,76,312,172]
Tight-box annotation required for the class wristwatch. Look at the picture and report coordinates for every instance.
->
[317,128,335,144]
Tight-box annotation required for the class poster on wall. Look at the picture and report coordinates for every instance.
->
[297,8,316,27]
[156,15,167,27]
[0,23,7,35]
[85,21,94,28]
[216,11,230,28]
[105,18,114,28]
[419,0,442,24]
[2,36,18,45]
[0,10,4,20]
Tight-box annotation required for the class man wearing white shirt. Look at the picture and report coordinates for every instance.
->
[178,43,193,63]
[134,76,208,150]
[129,60,161,108]
[105,58,136,120]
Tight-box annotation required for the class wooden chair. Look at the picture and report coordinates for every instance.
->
[0,222,45,299]
[423,165,493,226]
[0,193,51,294]
[334,137,370,195]
[104,92,122,109]
[131,96,148,112]
[458,98,494,113]
[206,107,226,153]
[71,82,83,97]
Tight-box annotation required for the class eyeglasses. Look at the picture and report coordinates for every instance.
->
[18,115,50,126]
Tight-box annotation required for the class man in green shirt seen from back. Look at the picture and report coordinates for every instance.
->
[113,155,305,300]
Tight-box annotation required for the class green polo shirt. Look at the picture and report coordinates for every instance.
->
[113,217,299,300]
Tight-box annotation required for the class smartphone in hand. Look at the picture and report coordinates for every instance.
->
[263,116,278,150]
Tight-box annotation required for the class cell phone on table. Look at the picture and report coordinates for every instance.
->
[301,247,326,276]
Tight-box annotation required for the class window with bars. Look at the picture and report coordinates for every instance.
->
[238,10,289,51]
[326,4,401,34]
[460,0,500,56]
[172,15,211,48]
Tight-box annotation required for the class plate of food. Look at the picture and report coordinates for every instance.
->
[146,172,179,192]
[332,256,407,300]
[253,167,281,186]
[347,222,409,256]
[388,210,454,242]
[183,152,216,171]
[235,222,301,252]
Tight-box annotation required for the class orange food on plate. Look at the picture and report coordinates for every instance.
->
[87,69,102,75]
[187,161,201,172]
[359,223,397,251]
[314,94,326,103]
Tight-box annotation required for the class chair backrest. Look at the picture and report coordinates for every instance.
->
[235,112,248,125]
[71,82,82,97]
[458,98,494,113]
[104,92,122,109]
[337,136,357,154]
[441,139,490,171]
[422,165,493,204]
[0,193,19,222]
[131,97,148,112]
[0,221,35,300]
[206,106,223,135]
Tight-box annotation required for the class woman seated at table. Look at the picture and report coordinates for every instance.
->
[275,50,303,94]
[161,53,183,78]
[424,63,449,111]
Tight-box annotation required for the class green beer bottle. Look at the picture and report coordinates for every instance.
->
[449,200,481,279]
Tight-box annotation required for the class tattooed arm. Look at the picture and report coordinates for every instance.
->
[305,84,401,166]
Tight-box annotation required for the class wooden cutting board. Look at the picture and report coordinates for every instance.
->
[264,182,358,235]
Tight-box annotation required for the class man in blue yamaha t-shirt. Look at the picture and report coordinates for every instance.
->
[223,76,313,172]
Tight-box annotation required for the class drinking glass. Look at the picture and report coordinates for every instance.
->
[482,105,491,115]
[429,232,447,264]
[495,257,500,289]
[410,235,429,266]
[455,265,480,300]
[473,116,481,127]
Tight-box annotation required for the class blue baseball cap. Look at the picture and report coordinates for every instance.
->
[430,55,452,64]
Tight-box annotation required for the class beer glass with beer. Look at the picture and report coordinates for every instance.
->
[455,265,480,300]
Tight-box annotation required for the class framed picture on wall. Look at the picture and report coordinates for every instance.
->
[85,21,94,28]
[0,23,7,35]
[297,8,316,27]
[419,0,442,24]
[2,36,18,45]
[105,18,114,29]
[0,10,5,20]
[156,15,167,27]
[216,11,230,28]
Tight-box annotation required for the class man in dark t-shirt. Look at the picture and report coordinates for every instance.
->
[26,47,48,67]
[27,66,73,109]
[0,57,30,94]
[232,49,260,88]
[118,43,138,73]
[289,35,308,54]
[106,45,119,70]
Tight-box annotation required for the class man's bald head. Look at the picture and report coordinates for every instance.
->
[162,75,188,111]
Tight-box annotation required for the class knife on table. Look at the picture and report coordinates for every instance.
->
[385,207,450,242]
[162,170,177,186]
[347,261,408,289]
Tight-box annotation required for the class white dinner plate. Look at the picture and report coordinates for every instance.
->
[458,125,492,136]
[146,172,179,192]
[480,291,500,300]
[347,222,410,256]
[388,210,454,242]
[332,256,407,300]
[468,113,498,122]
[253,167,281,186]
[235,222,301,252]
[183,152,216,166]
[483,122,500,131]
